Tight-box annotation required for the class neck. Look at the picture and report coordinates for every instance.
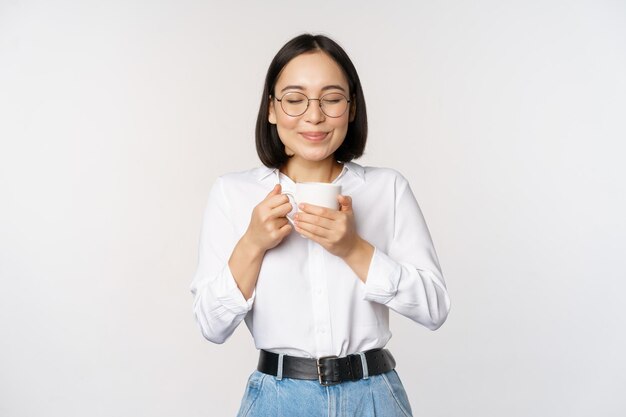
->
[280,157,343,183]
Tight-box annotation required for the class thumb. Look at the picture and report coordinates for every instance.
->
[268,183,282,197]
[338,194,352,211]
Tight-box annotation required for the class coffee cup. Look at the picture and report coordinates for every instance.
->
[282,182,342,226]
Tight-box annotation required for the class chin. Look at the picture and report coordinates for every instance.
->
[300,152,333,162]
[298,146,340,161]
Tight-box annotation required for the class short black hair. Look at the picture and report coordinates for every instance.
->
[255,34,368,168]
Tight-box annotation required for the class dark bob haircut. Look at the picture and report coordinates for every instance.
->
[255,34,368,168]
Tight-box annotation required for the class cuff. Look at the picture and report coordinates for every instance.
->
[363,247,402,304]
[208,264,255,315]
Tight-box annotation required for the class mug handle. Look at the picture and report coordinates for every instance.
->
[282,191,297,226]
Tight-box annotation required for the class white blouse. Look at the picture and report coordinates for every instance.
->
[190,161,450,358]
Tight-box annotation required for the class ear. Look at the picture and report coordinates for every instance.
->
[268,96,277,125]
[349,97,356,122]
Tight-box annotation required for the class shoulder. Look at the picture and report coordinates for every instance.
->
[210,166,276,196]
[346,161,409,187]
[216,166,274,185]
[208,166,275,207]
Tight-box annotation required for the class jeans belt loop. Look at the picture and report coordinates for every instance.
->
[276,353,284,381]
[358,352,369,380]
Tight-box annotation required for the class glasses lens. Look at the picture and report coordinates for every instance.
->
[321,93,349,118]
[280,92,308,116]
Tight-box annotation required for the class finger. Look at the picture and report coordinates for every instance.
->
[269,201,295,218]
[264,218,289,238]
[267,193,291,208]
[298,203,336,219]
[294,212,332,230]
[294,218,331,239]
[294,222,330,244]
[275,201,294,217]
[266,183,281,198]
[278,222,293,242]
[273,217,289,228]
[278,222,293,237]
[294,222,319,242]
[338,195,352,211]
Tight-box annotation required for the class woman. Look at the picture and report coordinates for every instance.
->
[190,33,451,417]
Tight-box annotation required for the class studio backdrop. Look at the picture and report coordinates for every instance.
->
[1,1,625,416]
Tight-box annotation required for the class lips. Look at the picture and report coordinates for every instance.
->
[300,131,329,141]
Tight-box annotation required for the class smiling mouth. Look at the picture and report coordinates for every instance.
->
[300,132,329,141]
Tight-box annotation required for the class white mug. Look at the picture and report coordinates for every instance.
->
[282,182,342,226]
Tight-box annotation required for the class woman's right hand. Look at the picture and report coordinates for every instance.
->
[243,184,293,252]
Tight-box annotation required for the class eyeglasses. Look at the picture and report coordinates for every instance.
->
[274,92,351,118]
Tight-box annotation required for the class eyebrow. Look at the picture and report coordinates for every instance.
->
[279,84,347,94]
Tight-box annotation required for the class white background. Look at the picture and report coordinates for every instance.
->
[1,1,625,416]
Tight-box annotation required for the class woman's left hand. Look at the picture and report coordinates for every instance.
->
[293,195,361,259]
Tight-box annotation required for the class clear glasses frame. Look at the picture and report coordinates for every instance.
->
[273,92,351,118]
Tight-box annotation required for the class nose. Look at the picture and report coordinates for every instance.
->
[304,98,325,123]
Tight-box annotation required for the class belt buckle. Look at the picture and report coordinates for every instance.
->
[316,355,339,386]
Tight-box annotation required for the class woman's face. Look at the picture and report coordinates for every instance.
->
[269,51,354,164]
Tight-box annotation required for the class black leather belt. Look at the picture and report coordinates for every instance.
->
[257,348,396,386]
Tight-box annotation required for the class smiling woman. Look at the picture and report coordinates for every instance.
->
[255,35,368,171]
[269,51,352,178]
[190,33,450,417]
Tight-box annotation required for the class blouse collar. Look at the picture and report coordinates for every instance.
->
[256,161,365,184]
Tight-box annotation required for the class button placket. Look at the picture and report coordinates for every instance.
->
[309,241,333,356]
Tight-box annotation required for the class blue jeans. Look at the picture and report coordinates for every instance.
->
[236,370,413,417]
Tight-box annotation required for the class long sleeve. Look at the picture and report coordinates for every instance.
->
[190,177,254,344]
[363,175,451,330]
[190,163,448,356]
